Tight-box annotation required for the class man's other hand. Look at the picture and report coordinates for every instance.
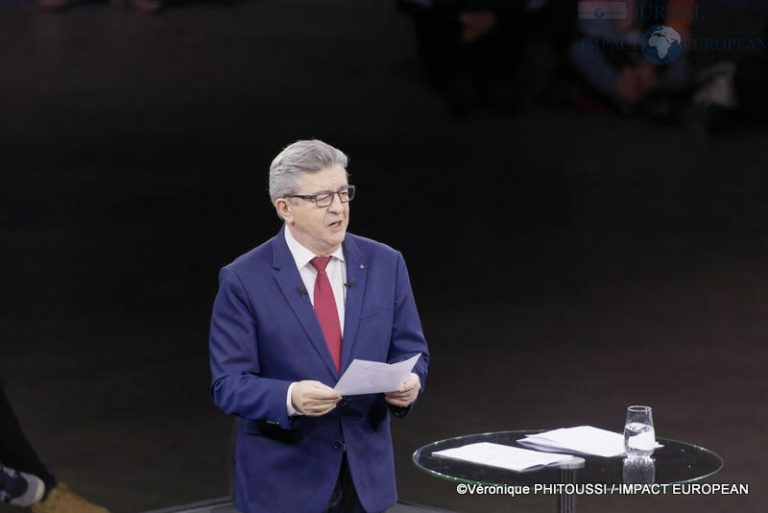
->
[291,381,342,416]
[385,373,421,408]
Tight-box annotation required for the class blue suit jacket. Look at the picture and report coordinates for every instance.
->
[209,229,429,513]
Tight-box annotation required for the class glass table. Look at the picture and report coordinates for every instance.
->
[413,430,723,513]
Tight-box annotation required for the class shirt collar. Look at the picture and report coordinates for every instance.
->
[284,225,345,271]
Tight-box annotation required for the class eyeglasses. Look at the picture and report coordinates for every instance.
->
[283,185,356,208]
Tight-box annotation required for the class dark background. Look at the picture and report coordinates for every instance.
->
[1,1,766,512]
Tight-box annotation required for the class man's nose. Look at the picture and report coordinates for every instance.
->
[327,192,344,211]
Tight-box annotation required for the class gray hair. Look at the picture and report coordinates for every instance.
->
[269,139,349,203]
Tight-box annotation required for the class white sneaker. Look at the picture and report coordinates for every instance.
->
[0,465,46,507]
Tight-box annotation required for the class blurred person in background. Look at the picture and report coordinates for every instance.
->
[694,17,768,134]
[397,0,562,116]
[0,383,109,513]
[568,0,695,120]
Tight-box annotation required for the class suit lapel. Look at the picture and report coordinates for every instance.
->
[341,236,367,372]
[271,230,340,380]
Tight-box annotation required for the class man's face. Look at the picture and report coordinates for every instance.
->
[277,164,350,256]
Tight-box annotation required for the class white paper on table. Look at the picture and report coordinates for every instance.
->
[334,354,420,395]
[433,442,578,472]
[517,426,663,458]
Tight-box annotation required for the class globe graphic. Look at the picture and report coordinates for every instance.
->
[641,24,682,65]
[594,8,605,19]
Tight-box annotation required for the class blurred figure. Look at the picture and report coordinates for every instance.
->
[568,0,694,120]
[398,0,556,116]
[39,0,163,14]
[694,19,768,134]
[0,383,110,513]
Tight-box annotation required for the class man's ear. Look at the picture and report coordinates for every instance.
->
[275,198,293,223]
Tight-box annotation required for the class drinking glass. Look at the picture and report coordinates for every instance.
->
[624,405,656,459]
[623,457,656,484]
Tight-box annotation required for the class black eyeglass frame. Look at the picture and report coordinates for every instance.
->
[283,185,356,208]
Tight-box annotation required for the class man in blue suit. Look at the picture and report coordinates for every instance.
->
[209,139,430,513]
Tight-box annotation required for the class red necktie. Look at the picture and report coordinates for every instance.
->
[310,256,342,372]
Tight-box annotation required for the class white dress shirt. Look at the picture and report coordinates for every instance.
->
[283,225,347,415]
[284,225,347,331]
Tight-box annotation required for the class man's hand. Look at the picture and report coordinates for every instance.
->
[385,373,421,408]
[291,380,341,416]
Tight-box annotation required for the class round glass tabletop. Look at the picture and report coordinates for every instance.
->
[413,430,723,487]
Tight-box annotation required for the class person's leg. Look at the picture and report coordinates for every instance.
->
[0,383,56,492]
[324,456,367,513]
[411,8,463,91]
[0,383,110,513]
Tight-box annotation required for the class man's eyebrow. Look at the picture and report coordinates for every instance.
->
[307,186,348,194]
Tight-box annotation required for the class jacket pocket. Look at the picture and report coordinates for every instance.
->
[243,419,300,443]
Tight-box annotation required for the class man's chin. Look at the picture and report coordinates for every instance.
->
[326,223,347,237]
[321,231,346,252]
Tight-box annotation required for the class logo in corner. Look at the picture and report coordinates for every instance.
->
[641,24,683,65]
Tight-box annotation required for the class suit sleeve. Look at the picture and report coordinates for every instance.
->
[387,252,430,417]
[209,267,295,429]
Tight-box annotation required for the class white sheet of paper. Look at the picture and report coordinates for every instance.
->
[517,426,663,458]
[334,354,420,395]
[433,442,577,472]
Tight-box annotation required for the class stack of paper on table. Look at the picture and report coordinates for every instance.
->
[432,442,577,472]
[517,426,663,458]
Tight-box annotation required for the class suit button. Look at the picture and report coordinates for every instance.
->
[333,441,345,450]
